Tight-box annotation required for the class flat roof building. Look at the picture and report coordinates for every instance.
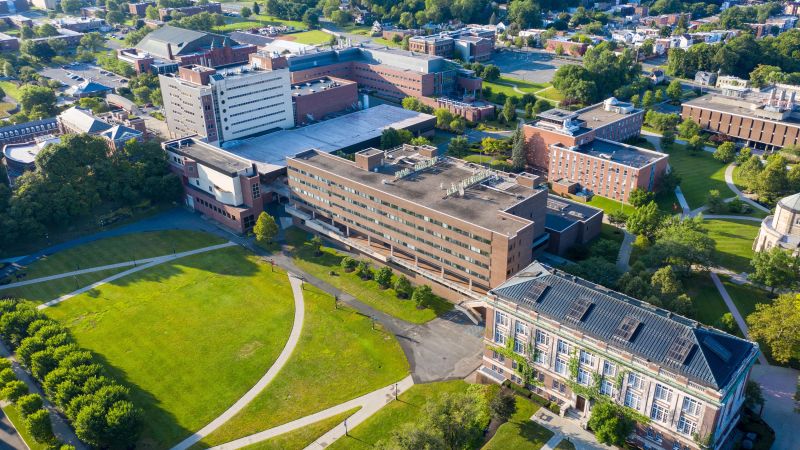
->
[290,76,359,125]
[0,118,59,148]
[481,261,759,450]
[524,98,666,203]
[286,144,554,299]
[544,194,603,255]
[2,135,59,185]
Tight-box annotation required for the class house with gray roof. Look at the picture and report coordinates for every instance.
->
[479,261,758,450]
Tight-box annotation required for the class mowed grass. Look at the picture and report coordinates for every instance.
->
[704,219,759,273]
[666,144,732,209]
[198,284,409,447]
[483,395,552,450]
[287,228,452,323]
[241,408,359,450]
[44,246,296,448]
[1,404,51,450]
[720,275,772,320]
[577,194,636,215]
[21,230,226,279]
[213,14,305,33]
[482,76,550,99]
[0,80,22,101]
[282,30,331,45]
[686,273,734,331]
[1,268,127,304]
[326,380,473,450]
[535,86,564,103]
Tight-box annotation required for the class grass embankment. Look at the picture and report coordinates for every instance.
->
[483,396,553,450]
[241,408,360,450]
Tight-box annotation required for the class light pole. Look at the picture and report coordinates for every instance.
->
[344,418,349,436]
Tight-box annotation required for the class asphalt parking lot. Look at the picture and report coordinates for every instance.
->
[40,63,128,89]
[491,49,572,84]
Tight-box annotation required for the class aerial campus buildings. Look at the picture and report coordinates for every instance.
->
[753,192,800,256]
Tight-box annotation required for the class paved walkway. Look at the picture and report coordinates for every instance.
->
[709,272,769,365]
[615,229,635,271]
[0,406,26,450]
[749,364,800,450]
[674,186,690,214]
[723,164,771,214]
[0,341,86,449]
[171,274,308,450]
[531,408,615,450]
[36,242,236,310]
[208,375,415,450]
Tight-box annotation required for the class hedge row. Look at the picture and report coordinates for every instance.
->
[0,300,142,448]
[502,379,561,414]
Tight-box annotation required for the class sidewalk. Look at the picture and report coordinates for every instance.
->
[709,272,768,365]
[531,409,615,450]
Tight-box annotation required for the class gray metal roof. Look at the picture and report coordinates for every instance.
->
[778,192,800,213]
[491,262,758,391]
[136,25,233,60]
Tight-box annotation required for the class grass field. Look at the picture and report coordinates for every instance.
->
[19,230,226,279]
[482,77,550,100]
[1,404,51,450]
[286,228,453,324]
[198,283,409,447]
[2,267,127,304]
[0,101,15,117]
[484,395,552,450]
[44,246,296,448]
[371,37,401,47]
[704,219,759,273]
[0,80,22,101]
[326,380,476,450]
[535,86,564,103]
[600,223,624,244]
[578,195,636,216]
[213,14,306,33]
[242,408,359,450]
[686,273,733,331]
[720,275,772,320]
[667,144,732,209]
[282,30,331,45]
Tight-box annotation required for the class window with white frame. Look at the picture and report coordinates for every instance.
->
[654,384,673,403]
[494,327,506,345]
[557,339,571,355]
[579,349,595,367]
[577,368,592,386]
[600,379,616,397]
[627,372,645,390]
[495,310,508,327]
[515,321,528,336]
[534,350,548,365]
[602,360,617,377]
[682,397,702,416]
[514,338,526,355]
[650,402,669,423]
[624,389,641,410]
[535,329,550,346]
[492,350,505,362]
[554,356,568,375]
[677,414,697,435]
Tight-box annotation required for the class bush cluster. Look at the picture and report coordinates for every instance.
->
[339,258,434,308]
[0,300,142,448]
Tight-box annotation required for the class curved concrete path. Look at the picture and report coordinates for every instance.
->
[615,229,635,271]
[171,273,307,450]
[208,375,415,450]
[723,164,771,213]
[36,242,236,310]
[708,272,768,365]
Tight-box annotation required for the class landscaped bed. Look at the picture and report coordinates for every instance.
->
[43,246,296,447]
[286,228,453,324]
[483,395,553,450]
[197,283,409,447]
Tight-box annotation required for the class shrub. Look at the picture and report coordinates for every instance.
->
[503,380,532,398]
[548,402,561,414]
[18,393,43,417]
[0,367,16,387]
[531,392,550,407]
[340,256,357,272]
[0,358,10,371]
[375,266,392,289]
[25,409,54,444]
[355,261,372,280]
[411,285,433,309]
[394,276,412,299]
[2,380,28,403]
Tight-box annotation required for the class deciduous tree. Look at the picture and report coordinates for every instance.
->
[253,212,278,243]
[748,293,800,364]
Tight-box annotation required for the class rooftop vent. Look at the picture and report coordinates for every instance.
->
[565,297,593,322]
[665,336,694,366]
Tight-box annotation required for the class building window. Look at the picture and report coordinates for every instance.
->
[495,310,508,327]
[513,338,526,355]
[600,379,616,397]
[677,415,697,435]
[515,321,528,336]
[535,329,550,346]
[557,339,571,355]
[654,384,673,403]
[602,361,616,377]
[534,350,548,365]
[494,328,506,345]
[682,397,702,416]
[243,214,255,229]
[492,350,505,363]
[252,183,261,199]
[554,356,568,375]
[624,389,641,410]
[627,372,644,390]
[577,368,592,386]
[579,349,595,367]
[650,402,669,423]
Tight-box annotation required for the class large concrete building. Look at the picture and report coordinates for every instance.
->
[523,98,667,203]
[753,192,800,256]
[159,52,295,144]
[164,137,264,233]
[682,88,800,151]
[290,77,359,125]
[481,262,759,450]
[286,144,550,298]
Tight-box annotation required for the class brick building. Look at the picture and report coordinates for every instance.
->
[159,52,294,145]
[480,262,759,450]
[0,118,59,148]
[682,90,800,151]
[164,137,265,233]
[0,32,19,52]
[408,27,495,62]
[544,195,602,255]
[545,38,589,56]
[290,77,359,125]
[523,98,667,203]
[129,1,155,16]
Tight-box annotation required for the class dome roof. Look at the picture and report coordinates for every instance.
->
[778,192,800,213]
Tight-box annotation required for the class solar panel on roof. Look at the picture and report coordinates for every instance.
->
[702,335,732,363]
[612,316,641,342]
[565,297,593,322]
[666,336,694,366]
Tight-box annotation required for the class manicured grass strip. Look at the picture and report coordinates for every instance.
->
[1,403,51,450]
[371,37,401,47]
[576,194,635,216]
[535,86,564,102]
[213,14,305,33]
[198,284,409,447]
[325,380,472,450]
[3,268,127,304]
[704,219,759,273]
[284,30,332,45]
[22,230,226,279]
[44,246,296,448]
[600,223,624,244]
[482,77,550,99]
[686,273,734,332]
[666,144,732,209]
[0,80,22,101]
[241,408,360,450]
[484,395,552,450]
[287,228,453,324]
[720,276,772,321]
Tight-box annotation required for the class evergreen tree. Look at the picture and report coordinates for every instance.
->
[511,127,526,171]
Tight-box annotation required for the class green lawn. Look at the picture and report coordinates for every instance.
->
[198,283,409,447]
[0,101,15,118]
[686,273,735,331]
[667,144,733,209]
[2,268,127,304]
[482,77,550,100]
[213,14,306,33]
[286,228,453,324]
[284,30,332,45]
[600,223,624,244]
[554,439,577,450]
[535,86,564,103]
[484,395,553,450]
[704,219,759,273]
[576,194,636,216]
[1,403,52,450]
[0,80,22,101]
[325,380,475,450]
[44,246,296,448]
[371,37,401,47]
[242,408,360,450]
[720,276,772,320]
